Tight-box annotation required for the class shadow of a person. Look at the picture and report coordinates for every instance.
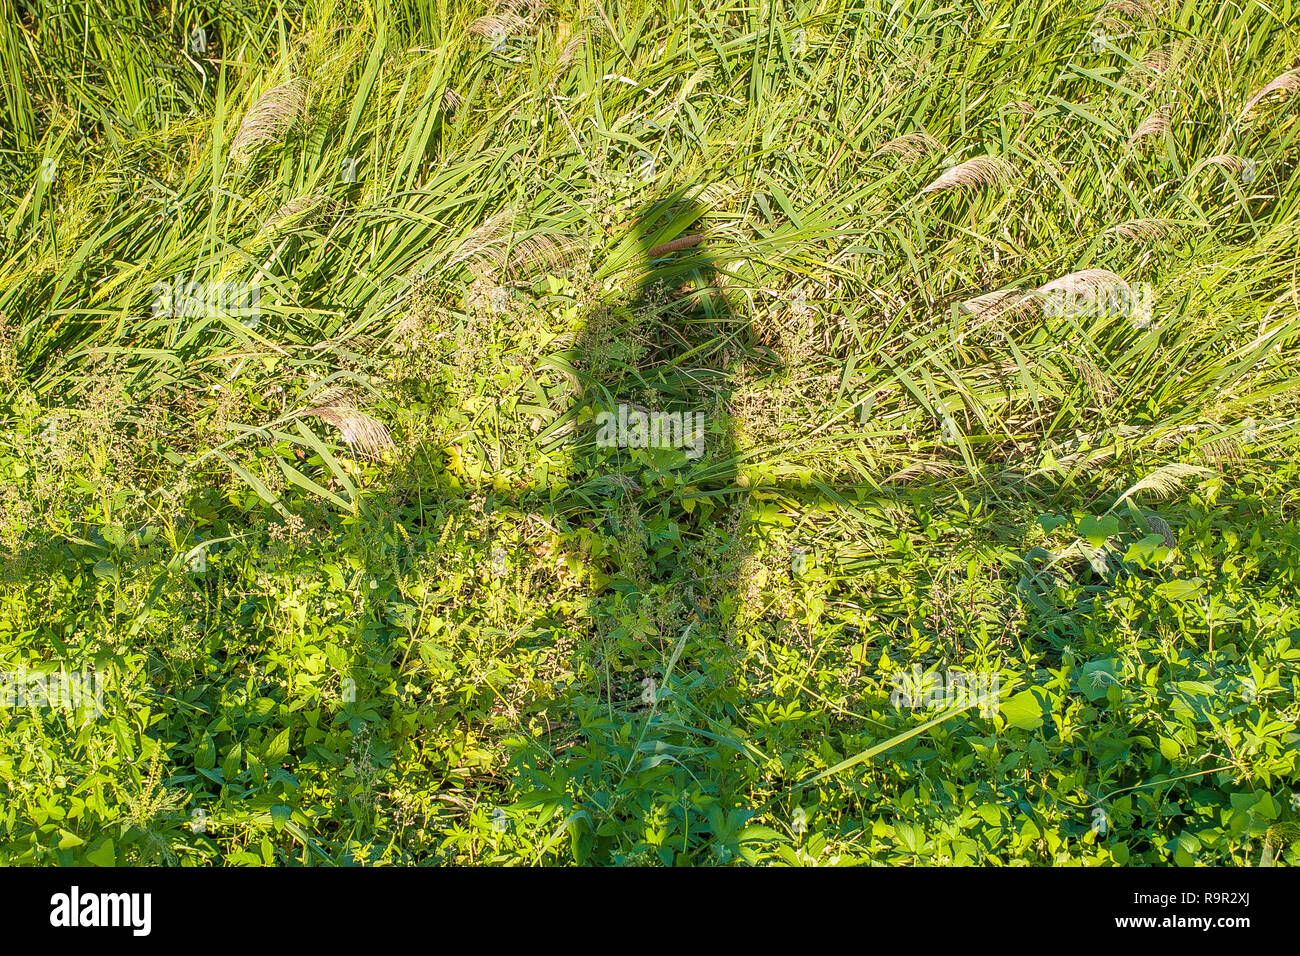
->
[571,186,752,652]
[526,186,771,861]
[396,186,774,862]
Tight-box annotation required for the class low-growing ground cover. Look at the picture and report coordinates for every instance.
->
[1,0,1298,865]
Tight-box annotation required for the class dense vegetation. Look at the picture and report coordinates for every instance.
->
[1,0,1299,865]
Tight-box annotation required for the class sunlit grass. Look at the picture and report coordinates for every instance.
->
[0,0,1298,866]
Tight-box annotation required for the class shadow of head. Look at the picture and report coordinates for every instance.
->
[572,186,750,490]
[577,184,749,392]
[622,188,734,335]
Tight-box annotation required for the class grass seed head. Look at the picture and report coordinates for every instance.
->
[1239,69,1300,119]
[872,130,942,164]
[1104,218,1183,242]
[1126,104,1172,147]
[302,389,394,461]
[229,79,308,163]
[919,154,1018,194]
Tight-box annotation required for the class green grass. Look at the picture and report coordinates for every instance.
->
[1,0,1299,865]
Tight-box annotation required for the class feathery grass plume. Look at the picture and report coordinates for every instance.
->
[506,233,583,277]
[1187,153,1251,177]
[300,388,393,461]
[449,209,517,276]
[468,14,527,42]
[1201,435,1244,468]
[694,181,737,208]
[1066,351,1117,404]
[1238,69,1300,118]
[882,460,960,484]
[1104,218,1184,242]
[1114,463,1214,504]
[872,130,942,163]
[1126,104,1171,147]
[442,88,463,114]
[1038,268,1131,299]
[1126,43,1185,88]
[265,195,344,231]
[229,79,308,163]
[1126,42,1205,94]
[958,289,1038,325]
[497,0,546,10]
[920,154,1018,194]
[1103,0,1165,22]
[556,33,588,72]
[1133,45,1173,78]
[1036,269,1140,322]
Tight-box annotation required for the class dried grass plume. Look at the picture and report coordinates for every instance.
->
[873,130,942,164]
[920,154,1018,194]
[301,388,393,460]
[1238,69,1300,119]
[1126,105,1171,147]
[230,79,308,163]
